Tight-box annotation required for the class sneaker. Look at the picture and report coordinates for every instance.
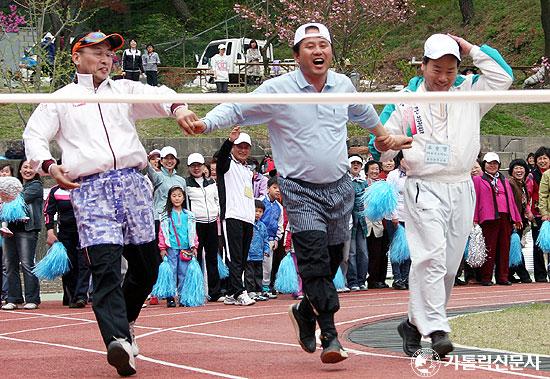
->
[320,334,348,364]
[255,294,269,301]
[167,299,177,308]
[141,303,148,308]
[235,292,255,306]
[350,286,360,291]
[262,291,277,299]
[248,292,257,299]
[149,296,159,305]
[23,303,38,310]
[359,284,368,291]
[288,304,316,353]
[397,319,422,357]
[224,295,237,305]
[107,338,136,377]
[336,286,350,293]
[216,296,226,303]
[430,331,453,358]
[129,321,139,357]
[69,299,87,309]
[1,302,17,310]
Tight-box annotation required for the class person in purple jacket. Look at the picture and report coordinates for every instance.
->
[473,152,522,286]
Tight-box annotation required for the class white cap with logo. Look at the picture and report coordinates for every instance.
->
[187,153,205,166]
[218,44,226,50]
[424,34,461,62]
[160,146,178,159]
[483,152,500,163]
[293,23,332,46]
[233,133,252,146]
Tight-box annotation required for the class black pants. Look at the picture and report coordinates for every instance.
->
[222,219,253,297]
[244,261,263,293]
[531,217,549,281]
[146,71,158,86]
[125,71,140,81]
[86,241,161,347]
[270,239,286,288]
[196,221,222,300]
[216,82,228,93]
[59,229,90,304]
[367,233,388,285]
[292,230,342,337]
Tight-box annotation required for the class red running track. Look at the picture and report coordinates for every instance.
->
[0,283,549,378]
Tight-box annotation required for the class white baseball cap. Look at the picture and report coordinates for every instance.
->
[187,153,205,166]
[160,146,178,158]
[483,152,500,163]
[293,23,332,46]
[424,34,461,62]
[148,149,161,158]
[348,155,364,166]
[217,44,226,50]
[234,133,252,146]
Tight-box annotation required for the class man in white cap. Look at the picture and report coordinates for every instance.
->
[210,43,230,93]
[368,33,514,358]
[215,127,256,306]
[185,152,222,301]
[183,23,412,364]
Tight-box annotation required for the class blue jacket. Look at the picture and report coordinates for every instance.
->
[260,196,282,240]
[248,220,270,261]
[351,175,368,237]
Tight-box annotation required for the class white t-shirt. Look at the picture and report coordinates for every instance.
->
[210,54,230,82]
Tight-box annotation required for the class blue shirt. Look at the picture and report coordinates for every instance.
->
[203,69,380,183]
[248,220,270,261]
[168,210,190,249]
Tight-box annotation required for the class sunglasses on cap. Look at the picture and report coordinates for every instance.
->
[72,31,124,55]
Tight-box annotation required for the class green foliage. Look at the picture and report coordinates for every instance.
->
[395,60,418,84]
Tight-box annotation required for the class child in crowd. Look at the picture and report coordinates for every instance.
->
[284,222,303,299]
[245,200,270,301]
[158,185,197,307]
[260,176,284,298]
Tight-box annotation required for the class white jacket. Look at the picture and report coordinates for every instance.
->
[185,176,220,223]
[373,45,513,183]
[23,74,185,180]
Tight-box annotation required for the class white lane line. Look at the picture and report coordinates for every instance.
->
[0,335,247,379]
[0,320,94,336]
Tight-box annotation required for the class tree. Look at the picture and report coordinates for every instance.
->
[234,0,415,69]
[542,0,550,58]
[458,0,474,25]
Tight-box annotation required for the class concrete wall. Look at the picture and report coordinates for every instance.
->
[0,27,36,72]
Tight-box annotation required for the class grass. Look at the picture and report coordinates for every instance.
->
[449,303,550,355]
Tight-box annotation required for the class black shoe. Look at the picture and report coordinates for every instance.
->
[397,319,422,356]
[535,278,548,283]
[288,304,316,353]
[520,277,532,283]
[319,334,348,364]
[481,281,493,286]
[69,299,86,308]
[430,331,453,358]
[454,278,466,286]
[509,276,520,283]
[496,281,512,286]
[392,282,407,290]
[167,299,177,308]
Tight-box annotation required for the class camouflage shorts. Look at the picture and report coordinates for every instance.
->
[71,168,155,248]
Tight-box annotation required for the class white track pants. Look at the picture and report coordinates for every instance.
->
[403,178,475,336]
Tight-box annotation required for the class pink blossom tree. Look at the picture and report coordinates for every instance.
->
[234,0,414,66]
[0,4,26,33]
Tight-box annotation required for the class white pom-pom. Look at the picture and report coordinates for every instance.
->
[0,177,23,203]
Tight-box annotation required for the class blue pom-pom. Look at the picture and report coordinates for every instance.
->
[217,253,229,279]
[536,221,550,253]
[463,238,470,259]
[32,241,70,280]
[509,231,523,267]
[151,256,176,298]
[333,266,346,290]
[181,257,206,307]
[1,194,28,222]
[389,225,410,264]
[362,181,398,221]
[274,253,299,294]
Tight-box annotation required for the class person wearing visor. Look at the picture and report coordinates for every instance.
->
[185,23,412,364]
[368,34,514,358]
[23,31,199,377]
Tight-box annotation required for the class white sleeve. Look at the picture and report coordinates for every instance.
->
[23,103,61,174]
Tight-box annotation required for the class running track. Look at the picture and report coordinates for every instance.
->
[1,283,549,378]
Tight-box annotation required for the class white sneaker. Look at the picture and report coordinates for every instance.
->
[2,302,17,310]
[107,338,136,376]
[248,292,256,299]
[236,292,256,306]
[350,286,360,291]
[23,303,38,310]
[224,295,237,305]
[216,296,226,303]
[129,321,139,357]
[336,287,350,293]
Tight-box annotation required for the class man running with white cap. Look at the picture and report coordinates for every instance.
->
[368,33,514,358]
[183,23,412,363]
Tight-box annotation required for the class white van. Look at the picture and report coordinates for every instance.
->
[196,38,274,83]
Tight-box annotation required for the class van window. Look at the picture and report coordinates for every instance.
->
[202,44,219,65]
[225,42,232,55]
